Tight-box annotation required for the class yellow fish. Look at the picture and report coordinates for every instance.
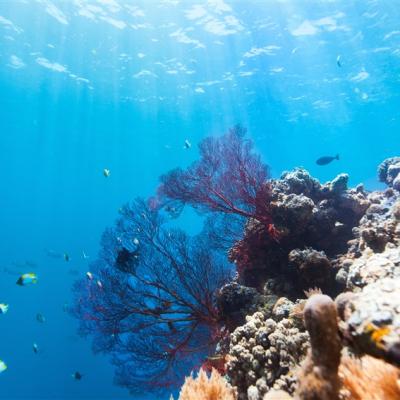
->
[16,273,38,286]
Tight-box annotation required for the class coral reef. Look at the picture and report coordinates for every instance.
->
[258,294,400,400]
[227,309,309,399]
[216,283,266,330]
[73,122,400,400]
[378,157,400,189]
[220,156,400,399]
[288,248,331,291]
[177,369,237,400]
[337,278,400,367]
[229,167,369,297]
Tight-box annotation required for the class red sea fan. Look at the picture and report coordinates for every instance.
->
[72,198,232,392]
[158,125,274,229]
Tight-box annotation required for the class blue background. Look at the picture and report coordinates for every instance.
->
[0,0,399,398]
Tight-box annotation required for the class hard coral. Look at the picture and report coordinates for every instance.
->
[227,311,309,400]
[177,369,237,400]
[216,282,265,330]
[263,294,400,400]
[346,187,400,255]
[378,157,400,187]
[288,248,332,291]
[230,167,369,294]
[337,277,400,368]
[295,294,341,400]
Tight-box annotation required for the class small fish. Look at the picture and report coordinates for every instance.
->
[316,154,339,166]
[36,313,46,323]
[0,304,9,314]
[72,371,83,380]
[96,280,103,289]
[86,272,93,281]
[16,273,38,286]
[0,360,7,373]
[336,55,342,67]
[64,253,70,262]
[33,343,39,354]
[183,139,191,149]
[103,168,111,177]
[132,238,139,246]
[82,251,89,260]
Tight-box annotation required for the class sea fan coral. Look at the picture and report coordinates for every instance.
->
[72,198,232,391]
[177,369,237,400]
[158,125,275,240]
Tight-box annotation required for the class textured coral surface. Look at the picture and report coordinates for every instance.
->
[217,157,400,399]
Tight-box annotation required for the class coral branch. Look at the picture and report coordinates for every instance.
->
[72,198,232,391]
[158,125,273,229]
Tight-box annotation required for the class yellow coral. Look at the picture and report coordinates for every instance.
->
[178,368,237,400]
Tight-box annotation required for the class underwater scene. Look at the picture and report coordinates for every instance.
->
[1,0,400,399]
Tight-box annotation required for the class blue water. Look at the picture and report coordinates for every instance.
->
[0,0,399,399]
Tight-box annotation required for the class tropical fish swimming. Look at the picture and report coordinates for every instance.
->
[103,168,111,177]
[316,154,339,166]
[184,139,191,149]
[36,313,46,323]
[16,273,38,286]
[0,304,9,314]
[86,271,94,281]
[0,360,7,373]
[33,343,39,354]
[336,55,342,67]
[72,371,83,380]
[63,253,70,262]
